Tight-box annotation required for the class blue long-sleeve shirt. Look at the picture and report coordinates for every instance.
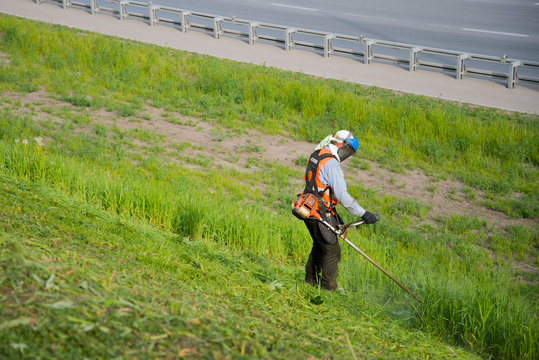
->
[318,156,366,217]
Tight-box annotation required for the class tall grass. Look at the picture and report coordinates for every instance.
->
[0,142,307,263]
[339,226,537,359]
[419,275,536,358]
[0,172,485,359]
[0,14,537,203]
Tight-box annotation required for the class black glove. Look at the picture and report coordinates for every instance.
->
[361,211,379,224]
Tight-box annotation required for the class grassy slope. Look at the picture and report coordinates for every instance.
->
[0,13,537,360]
[0,174,477,359]
[0,13,537,213]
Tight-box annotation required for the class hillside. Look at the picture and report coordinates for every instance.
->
[0,14,537,359]
[0,172,480,359]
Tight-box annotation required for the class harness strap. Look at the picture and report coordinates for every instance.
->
[303,149,337,212]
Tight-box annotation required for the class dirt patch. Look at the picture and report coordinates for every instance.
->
[5,91,537,233]
[346,163,537,230]
[0,51,10,64]
[120,107,534,231]
[99,104,315,173]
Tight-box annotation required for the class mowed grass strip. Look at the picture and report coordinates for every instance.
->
[0,174,479,359]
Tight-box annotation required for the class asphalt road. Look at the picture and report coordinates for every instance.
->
[147,0,539,61]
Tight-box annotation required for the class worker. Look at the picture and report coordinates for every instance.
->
[300,130,378,291]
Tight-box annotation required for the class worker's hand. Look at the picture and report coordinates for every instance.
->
[361,211,379,224]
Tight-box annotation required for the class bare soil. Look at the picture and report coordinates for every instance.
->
[10,90,537,234]
[0,51,10,64]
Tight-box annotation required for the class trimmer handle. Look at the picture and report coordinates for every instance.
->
[345,213,380,229]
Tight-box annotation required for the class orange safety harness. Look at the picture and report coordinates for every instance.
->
[292,148,338,220]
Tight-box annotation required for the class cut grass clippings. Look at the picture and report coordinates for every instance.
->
[0,174,480,359]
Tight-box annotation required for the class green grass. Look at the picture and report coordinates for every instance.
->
[0,13,537,360]
[1,173,481,359]
[1,89,537,360]
[0,14,537,203]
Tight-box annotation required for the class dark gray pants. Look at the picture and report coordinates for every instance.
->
[304,215,341,291]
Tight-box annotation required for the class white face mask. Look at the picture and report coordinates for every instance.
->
[327,143,341,162]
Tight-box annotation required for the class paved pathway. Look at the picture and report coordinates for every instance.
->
[2,0,539,114]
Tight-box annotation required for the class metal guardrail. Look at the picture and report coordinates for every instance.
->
[36,0,539,89]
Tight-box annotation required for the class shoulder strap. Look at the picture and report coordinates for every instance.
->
[303,149,335,195]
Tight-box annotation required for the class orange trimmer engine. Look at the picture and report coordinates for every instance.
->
[292,193,321,220]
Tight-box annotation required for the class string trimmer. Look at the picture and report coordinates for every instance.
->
[318,215,422,303]
[292,193,421,302]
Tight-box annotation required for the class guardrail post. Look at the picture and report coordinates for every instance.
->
[214,17,224,39]
[180,11,190,32]
[363,40,374,64]
[324,35,335,58]
[120,1,128,21]
[149,3,160,27]
[248,22,259,45]
[36,0,42,5]
[409,47,421,72]
[285,28,296,51]
[456,54,469,80]
[62,0,68,10]
[90,0,97,15]
[508,61,521,89]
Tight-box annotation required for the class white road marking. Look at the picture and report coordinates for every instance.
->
[462,28,529,38]
[271,3,319,12]
[348,13,395,22]
[428,24,457,30]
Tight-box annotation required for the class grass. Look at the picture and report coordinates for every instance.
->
[2,174,478,359]
[0,15,537,202]
[0,13,537,360]
[1,84,536,360]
